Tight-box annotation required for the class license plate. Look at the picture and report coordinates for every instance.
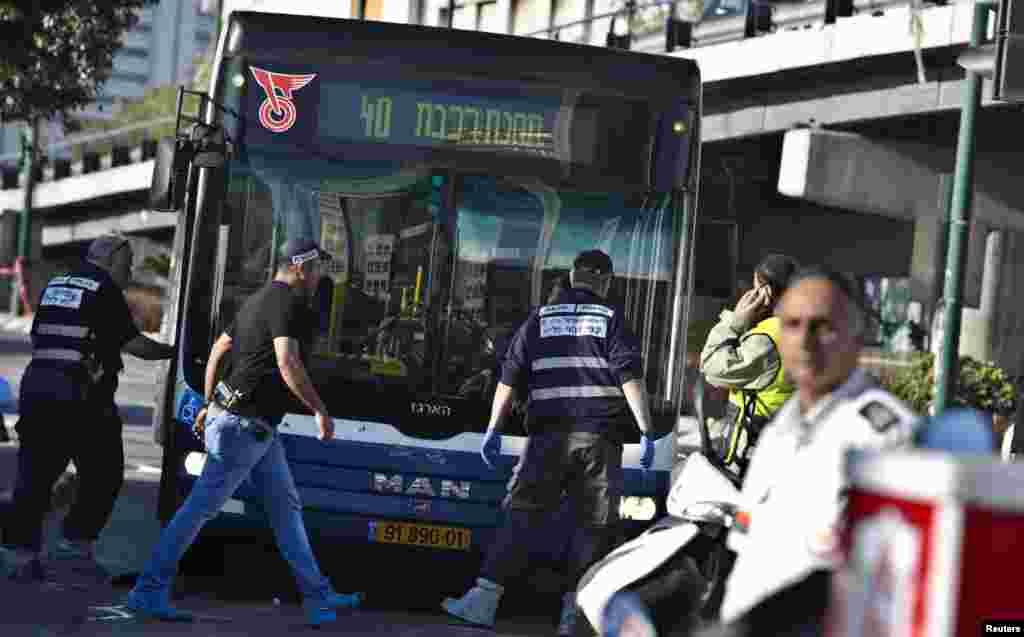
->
[370,521,471,551]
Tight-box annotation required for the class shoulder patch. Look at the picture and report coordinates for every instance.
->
[859,400,900,433]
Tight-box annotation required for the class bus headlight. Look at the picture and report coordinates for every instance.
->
[184,452,207,476]
[619,496,657,521]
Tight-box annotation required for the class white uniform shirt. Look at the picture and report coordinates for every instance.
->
[719,368,918,623]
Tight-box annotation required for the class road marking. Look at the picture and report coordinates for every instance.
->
[88,605,135,622]
[133,464,161,475]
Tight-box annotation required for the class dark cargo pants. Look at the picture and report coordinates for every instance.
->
[481,431,624,587]
[2,364,124,552]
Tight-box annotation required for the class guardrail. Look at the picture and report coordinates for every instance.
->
[0,117,173,192]
[532,0,952,53]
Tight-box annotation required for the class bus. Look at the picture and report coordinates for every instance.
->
[149,9,704,594]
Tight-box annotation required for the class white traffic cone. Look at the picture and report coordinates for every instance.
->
[441,577,504,627]
[557,591,579,637]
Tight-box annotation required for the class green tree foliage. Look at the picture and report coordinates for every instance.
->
[74,49,214,149]
[0,1,155,125]
[880,353,1018,416]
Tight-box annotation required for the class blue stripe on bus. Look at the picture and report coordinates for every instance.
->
[281,437,668,493]
[280,436,520,479]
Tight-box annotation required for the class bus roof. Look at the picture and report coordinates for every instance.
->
[224,11,701,105]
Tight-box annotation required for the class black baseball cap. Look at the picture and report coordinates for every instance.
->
[573,250,613,276]
[278,238,333,267]
[87,234,132,261]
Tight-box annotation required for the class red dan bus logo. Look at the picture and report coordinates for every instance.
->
[250,66,317,133]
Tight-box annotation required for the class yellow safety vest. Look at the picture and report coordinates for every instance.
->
[727,316,794,418]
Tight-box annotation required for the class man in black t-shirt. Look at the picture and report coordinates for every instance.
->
[218,265,319,427]
[1,234,175,583]
[128,239,360,627]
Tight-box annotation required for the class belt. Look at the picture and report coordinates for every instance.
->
[207,402,274,440]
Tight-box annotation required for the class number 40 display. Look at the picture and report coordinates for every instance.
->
[361,95,393,139]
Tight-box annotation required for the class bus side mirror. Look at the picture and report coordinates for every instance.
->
[150,125,228,212]
[191,123,229,170]
[150,138,192,212]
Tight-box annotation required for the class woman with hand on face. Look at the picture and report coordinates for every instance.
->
[699,254,800,477]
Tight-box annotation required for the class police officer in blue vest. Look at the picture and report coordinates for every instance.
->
[443,249,657,637]
[0,234,175,583]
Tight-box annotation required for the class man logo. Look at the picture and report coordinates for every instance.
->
[249,67,317,133]
[373,474,471,499]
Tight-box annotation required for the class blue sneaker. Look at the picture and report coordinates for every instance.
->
[325,591,363,610]
[125,589,195,622]
[302,590,362,626]
[302,600,338,627]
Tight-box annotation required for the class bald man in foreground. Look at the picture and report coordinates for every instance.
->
[715,266,919,635]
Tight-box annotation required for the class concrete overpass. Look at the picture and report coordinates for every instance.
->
[0,126,176,297]
[0,144,175,249]
[662,0,1024,377]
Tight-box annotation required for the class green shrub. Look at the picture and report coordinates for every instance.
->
[141,254,171,278]
[880,352,1017,416]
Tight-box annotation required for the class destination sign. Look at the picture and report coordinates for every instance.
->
[318,80,563,157]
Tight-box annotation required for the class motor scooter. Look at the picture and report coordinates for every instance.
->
[577,374,748,637]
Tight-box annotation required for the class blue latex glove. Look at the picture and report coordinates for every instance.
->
[640,434,655,470]
[915,407,995,453]
[481,427,501,469]
[603,591,656,637]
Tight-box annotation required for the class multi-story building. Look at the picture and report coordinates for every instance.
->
[0,0,218,160]
[354,0,733,51]
[363,234,396,301]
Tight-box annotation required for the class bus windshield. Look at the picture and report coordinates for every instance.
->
[217,149,683,438]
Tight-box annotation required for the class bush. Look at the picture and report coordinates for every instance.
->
[880,352,1017,417]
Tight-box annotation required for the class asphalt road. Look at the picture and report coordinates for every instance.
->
[0,327,562,637]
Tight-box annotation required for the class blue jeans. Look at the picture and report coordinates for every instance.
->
[133,410,331,602]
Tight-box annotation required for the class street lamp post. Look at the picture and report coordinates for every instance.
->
[14,119,38,317]
[934,0,997,414]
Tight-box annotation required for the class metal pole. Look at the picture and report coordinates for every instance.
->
[14,119,38,317]
[979,229,1003,357]
[934,0,994,413]
[447,0,455,27]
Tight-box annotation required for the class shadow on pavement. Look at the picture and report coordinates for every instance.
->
[0,451,560,636]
